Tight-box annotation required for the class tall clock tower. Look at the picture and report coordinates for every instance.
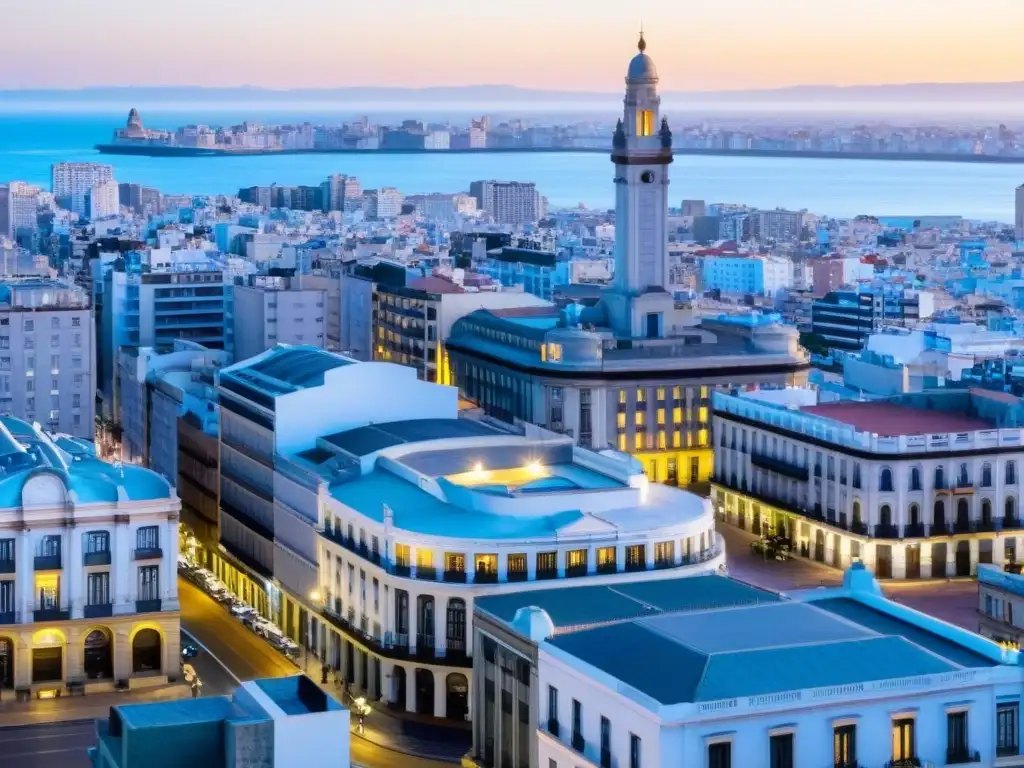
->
[602,33,675,339]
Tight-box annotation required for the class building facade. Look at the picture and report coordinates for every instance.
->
[978,563,1024,648]
[52,162,114,217]
[0,416,181,696]
[470,564,1024,768]
[232,278,326,362]
[712,388,1024,580]
[470,181,544,227]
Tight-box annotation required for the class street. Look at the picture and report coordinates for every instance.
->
[0,720,95,768]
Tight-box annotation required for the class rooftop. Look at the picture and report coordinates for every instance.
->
[323,417,499,458]
[800,401,993,436]
[221,344,354,397]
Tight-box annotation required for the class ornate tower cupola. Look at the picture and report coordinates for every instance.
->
[603,32,675,339]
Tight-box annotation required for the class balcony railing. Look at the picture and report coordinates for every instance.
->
[750,452,809,482]
[874,523,900,539]
[997,745,1020,758]
[84,551,111,567]
[547,719,559,737]
[1003,516,1023,530]
[654,559,674,570]
[624,560,646,573]
[414,566,437,581]
[536,568,558,580]
[884,759,920,768]
[474,570,499,584]
[571,733,585,753]
[393,563,411,577]
[84,603,113,619]
[34,554,62,571]
[0,558,14,574]
[507,570,528,582]
[0,611,14,624]
[565,564,588,578]
[443,570,467,584]
[597,562,618,575]
[319,609,472,668]
[851,520,868,535]
[929,523,953,536]
[903,522,926,538]
[133,547,163,561]
[946,749,980,765]
[953,519,976,534]
[977,518,998,532]
[34,607,70,622]
[600,749,611,768]
[136,598,162,613]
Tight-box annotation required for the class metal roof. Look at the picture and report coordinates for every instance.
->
[224,345,353,397]
[323,418,500,457]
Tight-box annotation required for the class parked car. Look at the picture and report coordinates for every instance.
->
[181,642,199,660]
[230,602,256,618]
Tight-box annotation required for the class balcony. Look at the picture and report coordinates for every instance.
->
[84,603,113,619]
[442,570,466,584]
[474,570,499,584]
[850,521,868,535]
[624,561,647,573]
[571,733,585,753]
[34,554,61,571]
[930,523,953,536]
[565,564,588,578]
[0,611,14,624]
[133,547,163,561]
[654,559,675,570]
[946,749,980,765]
[536,568,558,580]
[84,551,111,567]
[136,599,162,613]
[903,522,926,538]
[414,566,437,581]
[600,749,611,768]
[1003,516,1023,530]
[976,518,998,533]
[997,745,1021,759]
[750,452,809,482]
[547,719,560,737]
[597,562,618,575]
[0,558,14,574]
[953,519,976,534]
[874,523,900,539]
[34,608,70,622]
[884,759,920,768]
[392,563,411,578]
[507,570,528,582]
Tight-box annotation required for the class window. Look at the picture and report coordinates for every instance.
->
[547,686,558,734]
[24,320,33,331]
[85,531,109,553]
[138,565,159,601]
[654,541,674,566]
[1009,461,1018,485]
[852,464,861,489]
[597,546,616,570]
[947,711,969,761]
[474,553,496,575]
[507,553,527,576]
[72,317,81,327]
[892,718,915,762]
[571,699,583,751]
[629,734,641,768]
[769,733,793,768]
[997,702,1019,757]
[537,551,557,575]
[625,544,646,570]
[600,716,611,767]
[566,549,587,573]
[910,467,921,491]
[395,544,410,567]
[935,466,946,489]
[444,553,465,575]
[834,724,856,767]
[136,526,159,551]
[708,742,731,768]
[982,463,993,487]
[879,467,893,492]
[87,572,110,606]
[50,317,59,329]
[0,538,13,563]
[637,109,654,137]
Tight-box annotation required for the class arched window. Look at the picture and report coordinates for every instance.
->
[981,499,992,525]
[1006,497,1017,522]
[933,499,946,528]
[956,499,969,530]
[909,503,920,527]
[852,500,862,523]
[1007,461,1017,485]
[910,467,922,492]
[982,463,993,488]
[880,505,892,527]
[935,466,945,490]
[879,468,894,493]
[84,628,112,680]
[417,596,435,647]
[131,629,161,675]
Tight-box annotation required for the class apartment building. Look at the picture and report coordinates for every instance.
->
[0,416,181,696]
[52,162,113,217]
[978,563,1024,648]
[87,180,120,220]
[470,181,544,227]
[6,182,43,239]
[232,276,326,362]
[0,279,95,439]
[365,188,404,219]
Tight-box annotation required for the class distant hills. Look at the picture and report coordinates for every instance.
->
[3,82,1024,104]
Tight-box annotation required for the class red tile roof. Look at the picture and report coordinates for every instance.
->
[408,275,464,294]
[800,402,993,436]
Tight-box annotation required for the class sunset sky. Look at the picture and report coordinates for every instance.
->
[4,0,1021,91]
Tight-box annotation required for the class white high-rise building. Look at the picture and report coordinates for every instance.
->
[7,182,43,237]
[470,180,544,227]
[51,162,114,217]
[88,179,120,220]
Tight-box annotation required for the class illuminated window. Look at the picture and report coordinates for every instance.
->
[700,386,709,398]
[395,544,410,567]
[635,411,646,426]
[637,109,654,137]
[475,553,497,574]
[657,431,666,449]
[619,390,626,405]
[546,343,563,362]
[687,432,694,448]
[634,433,644,450]
[657,409,666,426]
[673,431,681,448]
[416,549,434,569]
[699,429,709,446]
[672,386,681,400]
[566,549,587,569]
[597,547,616,567]
[673,407,682,424]
[540,345,546,362]
[637,388,646,403]
[617,413,626,429]
[699,407,709,424]
[656,387,665,401]
[618,434,627,452]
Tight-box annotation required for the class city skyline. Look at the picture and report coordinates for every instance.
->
[4,0,1022,91]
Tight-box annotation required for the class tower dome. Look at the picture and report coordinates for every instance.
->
[626,33,658,83]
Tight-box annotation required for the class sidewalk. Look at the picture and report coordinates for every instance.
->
[0,683,190,728]
[297,655,468,763]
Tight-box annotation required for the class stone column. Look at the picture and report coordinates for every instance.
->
[14,638,31,689]
[404,664,417,713]
[891,544,906,580]
[993,538,1006,568]
[65,626,83,682]
[946,547,957,578]
[339,637,349,682]
[434,599,445,656]
[113,516,131,615]
[379,659,394,703]
[433,668,446,719]
[163,517,179,609]
[408,594,418,652]
[64,524,79,616]
[920,544,933,579]
[969,539,980,577]
[353,649,364,693]
[17,532,33,621]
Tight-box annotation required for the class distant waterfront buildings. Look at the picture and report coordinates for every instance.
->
[365,187,404,219]
[470,181,545,227]
[1016,184,1024,245]
[87,179,120,220]
[4,181,42,240]
[51,162,113,217]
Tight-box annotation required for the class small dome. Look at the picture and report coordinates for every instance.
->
[512,606,555,643]
[627,52,658,82]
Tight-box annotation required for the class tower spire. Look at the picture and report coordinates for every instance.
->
[638,23,646,52]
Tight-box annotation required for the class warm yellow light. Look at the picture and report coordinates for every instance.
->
[527,461,544,474]
[309,590,322,603]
